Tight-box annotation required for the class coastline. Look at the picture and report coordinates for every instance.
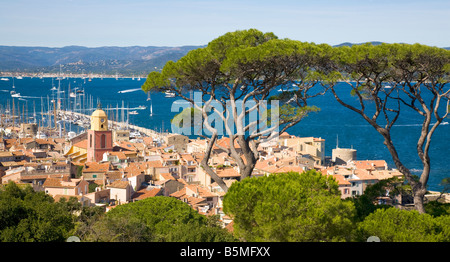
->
[0,72,147,79]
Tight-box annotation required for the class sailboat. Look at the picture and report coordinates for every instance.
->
[10,78,19,97]
[147,91,153,116]
[50,78,57,91]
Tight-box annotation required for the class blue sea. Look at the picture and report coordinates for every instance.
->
[1,76,449,191]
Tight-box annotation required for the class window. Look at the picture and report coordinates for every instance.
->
[101,134,106,148]
[90,134,93,148]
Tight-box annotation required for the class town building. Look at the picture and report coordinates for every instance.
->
[87,103,113,162]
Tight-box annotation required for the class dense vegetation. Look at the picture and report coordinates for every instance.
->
[223,171,355,242]
[1,174,449,242]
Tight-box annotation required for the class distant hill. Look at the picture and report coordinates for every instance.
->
[0,42,448,76]
[332,41,384,47]
[0,45,204,76]
[334,42,450,50]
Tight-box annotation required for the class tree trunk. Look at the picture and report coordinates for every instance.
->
[413,187,427,214]
[200,132,229,193]
[236,135,257,180]
[380,130,427,213]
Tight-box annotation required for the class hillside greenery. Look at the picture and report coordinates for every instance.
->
[0,45,202,75]
[1,173,449,242]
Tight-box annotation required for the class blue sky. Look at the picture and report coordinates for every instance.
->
[0,0,449,47]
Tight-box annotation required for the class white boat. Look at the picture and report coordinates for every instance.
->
[67,131,77,139]
[16,76,23,79]
[384,85,392,89]
[37,132,47,139]
[165,91,175,97]
[0,78,9,81]
[137,105,146,109]
[70,92,76,98]
[129,111,139,115]
[130,131,141,137]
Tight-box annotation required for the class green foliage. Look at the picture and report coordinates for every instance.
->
[0,182,75,242]
[84,196,235,242]
[425,201,450,217]
[223,170,356,242]
[76,165,83,178]
[356,207,450,242]
[351,177,410,221]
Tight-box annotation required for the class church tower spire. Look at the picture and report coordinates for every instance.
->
[87,102,112,162]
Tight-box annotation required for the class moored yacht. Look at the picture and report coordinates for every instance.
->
[165,91,175,97]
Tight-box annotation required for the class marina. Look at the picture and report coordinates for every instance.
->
[0,76,170,141]
[0,76,449,191]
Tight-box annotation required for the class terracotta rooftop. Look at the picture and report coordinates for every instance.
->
[83,162,110,173]
[107,180,130,189]
[132,187,162,200]
[216,167,241,178]
[352,160,388,170]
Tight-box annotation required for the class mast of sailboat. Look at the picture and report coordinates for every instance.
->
[53,99,57,131]
[12,99,15,133]
[126,102,129,129]
[67,82,70,111]
[25,101,28,124]
[33,101,36,124]
[17,101,21,126]
[121,100,124,128]
[40,96,43,120]
[57,65,61,111]
[116,103,120,127]
[47,95,50,129]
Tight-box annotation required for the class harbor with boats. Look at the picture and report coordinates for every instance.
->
[0,75,171,141]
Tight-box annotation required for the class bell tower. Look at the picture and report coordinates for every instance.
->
[87,103,113,162]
